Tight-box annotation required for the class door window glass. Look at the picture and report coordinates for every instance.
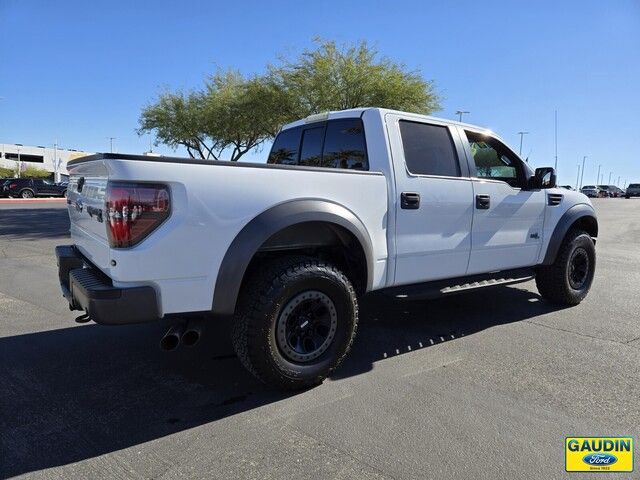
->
[465,131,524,188]
[399,121,460,177]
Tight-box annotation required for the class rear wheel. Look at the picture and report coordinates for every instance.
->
[232,256,358,390]
[536,229,595,305]
[20,189,34,199]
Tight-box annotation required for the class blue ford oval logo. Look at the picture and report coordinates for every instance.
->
[582,453,617,466]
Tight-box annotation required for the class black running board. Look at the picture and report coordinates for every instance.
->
[382,267,535,300]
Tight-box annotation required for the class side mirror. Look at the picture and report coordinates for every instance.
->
[529,167,556,189]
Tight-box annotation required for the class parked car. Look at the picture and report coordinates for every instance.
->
[56,108,598,390]
[0,178,19,197]
[2,178,67,198]
[580,185,600,198]
[597,185,624,197]
[560,185,575,191]
[626,183,640,198]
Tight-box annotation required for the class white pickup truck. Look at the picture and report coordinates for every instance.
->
[56,108,598,389]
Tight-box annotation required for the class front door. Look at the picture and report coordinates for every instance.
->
[387,114,474,285]
[461,128,546,274]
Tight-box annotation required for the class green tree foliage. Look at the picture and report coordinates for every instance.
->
[268,40,440,118]
[0,165,51,178]
[139,71,289,161]
[139,40,441,161]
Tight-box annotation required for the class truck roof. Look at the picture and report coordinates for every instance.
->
[281,107,492,133]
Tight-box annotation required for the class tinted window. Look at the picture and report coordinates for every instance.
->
[267,126,301,165]
[629,184,640,188]
[465,131,524,188]
[399,121,459,177]
[299,126,325,167]
[322,119,368,170]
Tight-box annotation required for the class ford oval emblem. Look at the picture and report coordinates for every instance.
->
[582,453,617,466]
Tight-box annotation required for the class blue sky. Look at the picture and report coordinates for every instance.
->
[1,0,638,185]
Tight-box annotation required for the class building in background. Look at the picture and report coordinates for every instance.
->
[0,143,93,182]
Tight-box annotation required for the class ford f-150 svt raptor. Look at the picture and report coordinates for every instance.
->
[56,108,597,389]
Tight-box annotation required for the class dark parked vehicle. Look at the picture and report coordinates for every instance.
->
[626,183,640,198]
[1,178,67,198]
[597,185,624,197]
[580,185,600,198]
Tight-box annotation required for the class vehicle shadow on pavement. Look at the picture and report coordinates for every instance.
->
[0,284,563,477]
[0,208,70,240]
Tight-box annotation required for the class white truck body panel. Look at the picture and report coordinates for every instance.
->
[65,107,595,319]
[68,159,388,316]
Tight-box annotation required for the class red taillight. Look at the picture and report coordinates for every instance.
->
[9,183,17,189]
[105,182,170,248]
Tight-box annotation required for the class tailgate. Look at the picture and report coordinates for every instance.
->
[66,160,111,272]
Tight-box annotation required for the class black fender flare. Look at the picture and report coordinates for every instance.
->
[212,199,375,315]
[541,203,598,265]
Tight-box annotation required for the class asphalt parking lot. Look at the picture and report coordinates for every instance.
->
[1,199,639,479]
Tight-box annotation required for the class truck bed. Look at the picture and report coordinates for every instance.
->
[66,153,389,316]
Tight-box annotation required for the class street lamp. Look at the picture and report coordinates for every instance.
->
[455,110,469,122]
[517,131,529,156]
[575,164,581,191]
[579,156,587,189]
[597,164,602,185]
[108,137,116,153]
[609,172,613,184]
[16,145,21,178]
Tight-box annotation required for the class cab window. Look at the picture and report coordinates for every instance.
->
[465,131,526,188]
[267,126,301,165]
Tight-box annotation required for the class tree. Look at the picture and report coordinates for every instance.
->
[139,71,288,161]
[267,40,440,118]
[139,40,440,161]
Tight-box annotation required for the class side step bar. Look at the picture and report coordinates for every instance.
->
[382,267,535,301]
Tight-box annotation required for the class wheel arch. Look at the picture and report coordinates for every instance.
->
[212,199,374,315]
[541,204,598,265]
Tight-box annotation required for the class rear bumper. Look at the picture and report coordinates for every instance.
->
[55,245,160,325]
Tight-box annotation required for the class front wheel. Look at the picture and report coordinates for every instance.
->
[536,229,596,305]
[232,256,358,390]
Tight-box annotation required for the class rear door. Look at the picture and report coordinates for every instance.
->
[386,114,474,285]
[460,128,546,274]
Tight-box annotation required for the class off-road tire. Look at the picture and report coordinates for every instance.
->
[536,229,595,305]
[232,256,358,390]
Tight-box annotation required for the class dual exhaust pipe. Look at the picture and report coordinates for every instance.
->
[160,319,203,351]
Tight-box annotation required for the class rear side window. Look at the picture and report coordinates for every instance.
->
[267,126,301,165]
[399,121,460,177]
[268,118,368,171]
[629,184,640,188]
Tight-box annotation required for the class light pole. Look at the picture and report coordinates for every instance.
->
[617,176,621,186]
[518,131,529,156]
[455,110,469,122]
[108,137,116,153]
[53,140,58,183]
[579,156,587,189]
[597,164,602,186]
[609,172,612,184]
[575,164,581,191]
[554,110,558,171]
[16,145,21,178]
